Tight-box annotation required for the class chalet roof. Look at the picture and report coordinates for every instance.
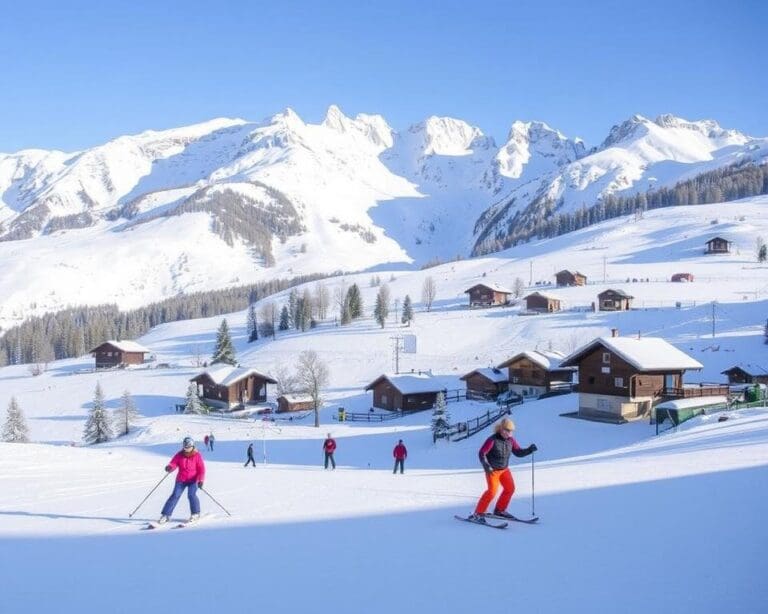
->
[560,336,703,371]
[721,363,768,377]
[524,291,560,301]
[277,393,315,403]
[90,340,150,354]
[460,367,508,383]
[706,236,731,244]
[598,288,634,298]
[364,373,453,395]
[654,396,728,411]
[464,282,513,294]
[497,350,574,371]
[192,364,277,386]
[555,270,585,277]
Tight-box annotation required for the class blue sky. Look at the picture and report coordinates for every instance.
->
[0,0,765,152]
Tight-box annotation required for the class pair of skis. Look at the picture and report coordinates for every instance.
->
[454,512,539,529]
[141,515,206,530]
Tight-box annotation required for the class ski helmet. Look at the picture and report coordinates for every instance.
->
[182,436,194,449]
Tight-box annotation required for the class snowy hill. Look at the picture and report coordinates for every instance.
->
[2,198,768,613]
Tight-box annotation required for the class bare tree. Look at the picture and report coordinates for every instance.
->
[273,364,299,396]
[259,301,278,339]
[313,283,330,320]
[421,276,437,312]
[513,277,526,298]
[296,350,329,428]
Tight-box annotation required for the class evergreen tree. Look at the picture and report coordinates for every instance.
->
[2,396,29,443]
[401,295,413,326]
[184,382,207,414]
[279,305,290,331]
[373,286,389,328]
[347,284,363,319]
[83,382,113,445]
[211,319,237,365]
[116,390,139,436]
[247,303,259,342]
[430,391,451,441]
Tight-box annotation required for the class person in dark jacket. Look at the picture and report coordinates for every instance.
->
[469,418,536,522]
[158,436,206,524]
[392,439,407,474]
[244,442,256,467]
[323,433,336,469]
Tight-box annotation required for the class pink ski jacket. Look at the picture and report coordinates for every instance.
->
[167,449,206,483]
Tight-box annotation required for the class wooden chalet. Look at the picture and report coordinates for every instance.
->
[559,333,706,422]
[497,350,574,398]
[555,270,587,287]
[464,283,513,308]
[705,236,731,254]
[90,340,150,369]
[671,272,694,282]
[597,289,634,311]
[460,367,509,399]
[523,292,561,313]
[276,393,315,413]
[190,365,277,410]
[365,373,450,411]
[721,364,768,385]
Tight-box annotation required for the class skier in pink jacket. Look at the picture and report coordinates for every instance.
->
[157,436,206,524]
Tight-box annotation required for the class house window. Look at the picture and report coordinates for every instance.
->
[614,377,624,388]
[602,352,611,364]
[588,376,595,385]
[381,394,388,405]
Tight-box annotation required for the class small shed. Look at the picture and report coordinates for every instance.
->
[464,283,513,308]
[705,236,731,254]
[460,367,509,399]
[276,393,315,413]
[654,396,728,427]
[190,365,277,410]
[671,273,694,282]
[721,364,768,385]
[597,289,634,311]
[555,270,587,287]
[365,373,450,411]
[90,340,150,369]
[524,292,561,313]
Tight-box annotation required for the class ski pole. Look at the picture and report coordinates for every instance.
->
[200,486,232,516]
[531,451,536,517]
[128,471,171,518]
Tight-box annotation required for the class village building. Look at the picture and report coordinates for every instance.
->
[365,373,451,411]
[90,340,150,369]
[497,350,575,399]
[559,332,713,422]
[705,236,731,254]
[555,270,587,287]
[460,367,509,399]
[276,393,315,413]
[464,283,513,308]
[721,364,768,386]
[597,289,634,311]
[523,291,562,313]
[671,272,694,282]
[190,364,276,410]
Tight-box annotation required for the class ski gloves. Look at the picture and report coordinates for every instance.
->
[197,482,204,489]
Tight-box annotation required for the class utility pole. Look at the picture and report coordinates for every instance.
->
[711,301,717,338]
[390,336,403,374]
[603,255,606,283]
[529,260,533,286]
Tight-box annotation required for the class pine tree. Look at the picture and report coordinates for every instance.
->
[2,396,29,443]
[279,306,290,331]
[116,390,139,436]
[211,319,237,365]
[430,391,451,441]
[373,287,389,328]
[184,382,207,414]
[347,284,363,319]
[83,382,113,445]
[401,295,413,326]
[247,304,259,342]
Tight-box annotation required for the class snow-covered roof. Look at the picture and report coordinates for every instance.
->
[464,282,513,294]
[561,336,703,371]
[278,393,315,403]
[193,364,276,386]
[498,350,573,371]
[598,288,634,298]
[722,363,768,376]
[365,373,454,395]
[460,367,508,383]
[524,291,560,301]
[92,340,150,353]
[655,396,728,411]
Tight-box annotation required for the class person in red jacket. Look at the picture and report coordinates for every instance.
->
[469,417,536,523]
[323,433,336,470]
[158,436,206,524]
[392,439,407,474]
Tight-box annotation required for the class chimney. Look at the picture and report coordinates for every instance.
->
[611,328,619,338]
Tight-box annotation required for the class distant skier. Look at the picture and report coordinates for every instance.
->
[157,436,206,524]
[204,434,210,450]
[244,442,256,467]
[468,418,536,523]
[208,433,215,451]
[392,439,407,474]
[323,433,337,470]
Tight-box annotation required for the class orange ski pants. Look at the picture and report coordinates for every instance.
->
[475,468,515,514]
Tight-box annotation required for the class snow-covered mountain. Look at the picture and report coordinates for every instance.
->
[0,108,766,326]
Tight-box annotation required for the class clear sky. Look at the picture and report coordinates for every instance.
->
[0,0,765,152]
